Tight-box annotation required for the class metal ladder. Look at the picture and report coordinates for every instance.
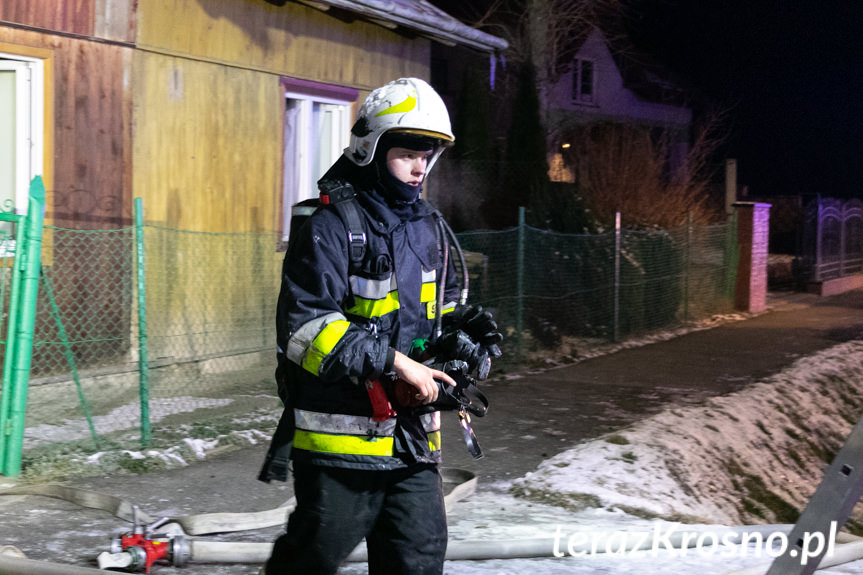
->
[767,414,863,574]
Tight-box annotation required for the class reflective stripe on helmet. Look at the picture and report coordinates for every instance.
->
[376,95,417,116]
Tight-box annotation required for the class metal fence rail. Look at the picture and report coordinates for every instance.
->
[2,205,739,475]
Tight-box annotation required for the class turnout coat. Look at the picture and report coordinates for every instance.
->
[259,160,459,481]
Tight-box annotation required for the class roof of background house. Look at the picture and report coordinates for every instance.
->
[586,11,694,108]
[607,36,693,108]
[287,0,508,52]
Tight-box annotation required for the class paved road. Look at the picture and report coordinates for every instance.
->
[3,289,863,574]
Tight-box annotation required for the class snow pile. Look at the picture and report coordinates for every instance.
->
[23,396,234,448]
[512,340,863,526]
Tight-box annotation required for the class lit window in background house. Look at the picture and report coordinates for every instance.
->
[281,79,357,244]
[572,59,594,103]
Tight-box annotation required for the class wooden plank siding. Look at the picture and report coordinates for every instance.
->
[132,51,282,232]
[0,22,134,373]
[0,0,96,37]
[138,0,431,95]
[2,0,432,233]
[0,27,132,228]
[132,0,431,233]
[0,0,136,43]
[1,0,436,371]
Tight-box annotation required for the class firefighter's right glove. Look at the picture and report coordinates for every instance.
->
[443,305,503,354]
[393,360,488,417]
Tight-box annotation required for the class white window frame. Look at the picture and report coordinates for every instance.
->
[281,85,355,243]
[572,58,595,104]
[0,53,44,217]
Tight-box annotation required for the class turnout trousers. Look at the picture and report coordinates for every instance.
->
[264,461,448,575]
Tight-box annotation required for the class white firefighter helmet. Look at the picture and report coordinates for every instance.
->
[346,78,454,171]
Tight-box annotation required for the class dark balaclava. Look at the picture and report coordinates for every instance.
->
[373,132,438,206]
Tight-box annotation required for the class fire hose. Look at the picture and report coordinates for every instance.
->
[5,474,863,574]
[0,467,476,572]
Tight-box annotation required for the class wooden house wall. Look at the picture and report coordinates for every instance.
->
[0,27,132,228]
[0,21,134,373]
[0,0,136,43]
[132,51,282,232]
[138,0,431,93]
[133,0,431,234]
[131,0,431,358]
[3,0,435,369]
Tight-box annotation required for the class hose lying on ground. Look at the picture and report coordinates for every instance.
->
[0,550,111,575]
[0,467,477,536]
[6,471,863,573]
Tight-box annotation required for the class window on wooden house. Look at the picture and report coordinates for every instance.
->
[0,55,44,253]
[572,59,595,104]
[281,78,358,244]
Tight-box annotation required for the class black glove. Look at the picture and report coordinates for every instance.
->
[443,305,503,359]
[397,360,488,417]
[428,330,485,373]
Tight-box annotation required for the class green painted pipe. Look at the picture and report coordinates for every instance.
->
[134,198,151,447]
[2,176,46,476]
[0,209,26,475]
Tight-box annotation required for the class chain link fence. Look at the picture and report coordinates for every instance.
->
[10,213,738,474]
[459,217,737,353]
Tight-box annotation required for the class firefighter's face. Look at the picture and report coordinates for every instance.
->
[386,147,432,186]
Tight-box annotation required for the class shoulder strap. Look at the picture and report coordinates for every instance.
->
[332,198,366,267]
[318,179,367,268]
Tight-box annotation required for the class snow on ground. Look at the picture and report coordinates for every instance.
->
[15,302,863,573]
[339,339,863,574]
[513,340,863,526]
[23,396,234,448]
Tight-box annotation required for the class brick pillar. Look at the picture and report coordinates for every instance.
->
[733,202,771,312]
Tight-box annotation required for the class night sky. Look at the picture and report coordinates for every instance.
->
[620,0,863,199]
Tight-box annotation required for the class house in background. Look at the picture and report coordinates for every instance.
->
[0,0,506,373]
[424,20,695,229]
[0,0,506,236]
[544,27,693,183]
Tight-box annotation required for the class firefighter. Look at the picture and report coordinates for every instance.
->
[259,78,501,574]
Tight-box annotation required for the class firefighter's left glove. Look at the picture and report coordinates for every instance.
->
[429,330,485,374]
[444,305,503,357]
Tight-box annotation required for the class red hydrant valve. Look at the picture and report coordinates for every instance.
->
[105,506,189,573]
[121,533,169,573]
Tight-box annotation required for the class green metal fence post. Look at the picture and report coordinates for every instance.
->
[516,206,526,361]
[0,176,46,476]
[134,198,151,448]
